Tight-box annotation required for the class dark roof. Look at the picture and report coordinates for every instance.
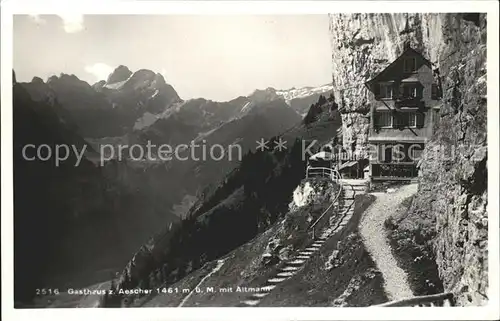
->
[365,47,432,86]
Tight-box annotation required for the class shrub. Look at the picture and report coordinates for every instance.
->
[384,216,397,230]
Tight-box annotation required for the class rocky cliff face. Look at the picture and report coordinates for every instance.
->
[329,13,487,306]
[416,13,487,306]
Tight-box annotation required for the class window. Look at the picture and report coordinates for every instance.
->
[402,84,418,98]
[404,57,417,73]
[393,112,417,127]
[379,83,393,99]
[375,111,393,128]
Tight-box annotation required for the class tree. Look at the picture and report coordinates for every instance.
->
[318,94,327,106]
[304,103,322,125]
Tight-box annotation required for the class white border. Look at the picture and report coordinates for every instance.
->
[1,1,499,321]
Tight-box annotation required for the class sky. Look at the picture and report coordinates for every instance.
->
[13,14,333,101]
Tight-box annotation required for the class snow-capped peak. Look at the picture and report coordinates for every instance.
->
[275,84,333,104]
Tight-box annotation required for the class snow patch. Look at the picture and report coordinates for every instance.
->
[276,84,334,104]
[240,101,253,113]
[133,112,159,130]
[104,79,127,90]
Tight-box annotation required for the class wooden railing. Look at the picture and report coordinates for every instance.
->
[306,166,340,181]
[308,174,352,240]
[374,292,455,307]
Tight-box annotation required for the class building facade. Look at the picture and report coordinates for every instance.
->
[365,47,442,181]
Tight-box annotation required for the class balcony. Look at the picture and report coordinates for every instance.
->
[394,97,423,108]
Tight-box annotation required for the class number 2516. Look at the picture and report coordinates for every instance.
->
[36,288,60,295]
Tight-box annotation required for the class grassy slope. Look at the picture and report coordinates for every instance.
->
[141,192,387,307]
[140,180,337,307]
[258,193,387,307]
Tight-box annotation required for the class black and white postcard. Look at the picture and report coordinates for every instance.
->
[1,1,499,321]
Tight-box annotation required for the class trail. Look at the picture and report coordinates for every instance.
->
[178,259,226,307]
[359,183,417,301]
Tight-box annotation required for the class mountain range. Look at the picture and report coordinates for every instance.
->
[13,65,333,306]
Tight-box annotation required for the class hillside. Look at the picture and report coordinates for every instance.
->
[12,76,179,306]
[140,184,384,307]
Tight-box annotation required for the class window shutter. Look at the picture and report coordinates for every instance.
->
[373,83,380,98]
[373,112,380,128]
[392,111,398,128]
[416,111,425,128]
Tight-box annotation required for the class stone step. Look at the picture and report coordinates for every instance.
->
[288,259,306,265]
[267,277,286,283]
[241,299,259,306]
[261,285,276,291]
[276,271,295,277]
[282,266,299,272]
[251,292,269,299]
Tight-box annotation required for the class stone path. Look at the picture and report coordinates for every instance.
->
[238,183,357,307]
[359,183,418,301]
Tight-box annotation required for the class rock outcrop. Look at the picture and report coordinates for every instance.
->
[328,13,487,306]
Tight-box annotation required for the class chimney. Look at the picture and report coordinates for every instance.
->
[403,41,412,50]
